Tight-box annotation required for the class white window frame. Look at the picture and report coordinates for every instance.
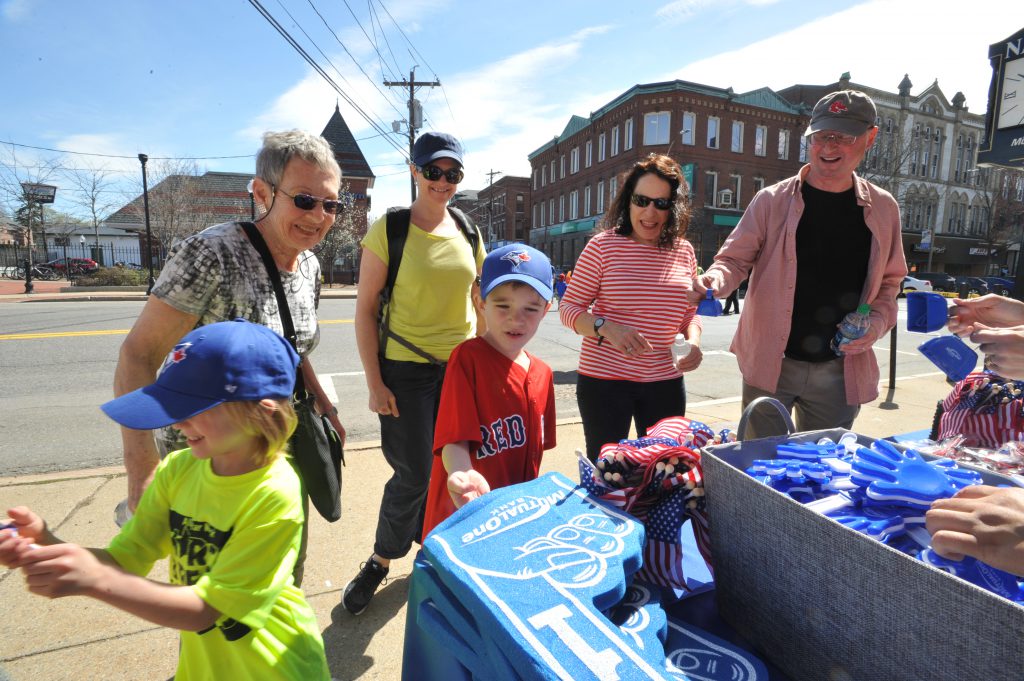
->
[730,174,742,208]
[558,194,565,222]
[753,176,765,194]
[550,160,556,183]
[682,112,696,145]
[598,133,607,162]
[609,176,618,202]
[704,171,718,207]
[541,165,546,187]
[560,154,566,179]
[624,118,634,151]
[798,135,808,162]
[585,140,593,168]
[569,190,578,220]
[611,126,620,156]
[707,117,720,149]
[778,129,790,160]
[570,147,579,174]
[548,198,554,224]
[597,180,605,214]
[584,185,591,217]
[643,111,671,146]
[731,121,744,153]
[754,125,767,157]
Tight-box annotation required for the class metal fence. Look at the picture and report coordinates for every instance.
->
[0,243,165,269]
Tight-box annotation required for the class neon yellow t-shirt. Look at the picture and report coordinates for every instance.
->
[362,212,485,362]
[107,451,329,681]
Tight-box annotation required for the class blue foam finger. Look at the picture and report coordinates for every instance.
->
[423,473,678,680]
[852,441,964,508]
[663,613,771,680]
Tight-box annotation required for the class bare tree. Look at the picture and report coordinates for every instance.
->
[63,161,121,253]
[0,144,63,254]
[123,158,209,254]
[973,167,1024,274]
[313,180,360,286]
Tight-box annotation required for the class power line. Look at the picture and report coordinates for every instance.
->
[374,1,458,127]
[1,140,252,161]
[368,0,404,83]
[247,0,407,158]
[299,0,407,121]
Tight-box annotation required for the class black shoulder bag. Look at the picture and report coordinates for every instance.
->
[242,222,344,522]
[377,206,481,364]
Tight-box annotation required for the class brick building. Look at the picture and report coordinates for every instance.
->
[527,79,808,269]
[474,175,531,247]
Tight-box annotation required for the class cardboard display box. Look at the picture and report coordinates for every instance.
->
[702,429,1024,681]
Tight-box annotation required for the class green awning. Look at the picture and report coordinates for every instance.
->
[713,214,740,227]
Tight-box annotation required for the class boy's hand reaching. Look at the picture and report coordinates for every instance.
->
[447,470,491,509]
[1,506,49,568]
[20,543,106,599]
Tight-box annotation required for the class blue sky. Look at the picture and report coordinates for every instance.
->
[1,0,1021,221]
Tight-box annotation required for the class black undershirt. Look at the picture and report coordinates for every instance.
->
[785,181,871,362]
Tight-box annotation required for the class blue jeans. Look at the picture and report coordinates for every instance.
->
[576,374,686,462]
[373,359,447,560]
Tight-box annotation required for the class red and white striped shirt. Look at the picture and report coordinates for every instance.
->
[559,230,701,382]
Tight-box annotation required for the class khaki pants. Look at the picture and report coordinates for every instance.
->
[740,356,860,440]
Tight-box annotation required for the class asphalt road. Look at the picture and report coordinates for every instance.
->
[0,298,940,476]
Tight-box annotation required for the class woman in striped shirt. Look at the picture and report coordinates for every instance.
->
[560,154,703,461]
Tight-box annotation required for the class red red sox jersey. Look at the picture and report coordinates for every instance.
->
[422,336,557,538]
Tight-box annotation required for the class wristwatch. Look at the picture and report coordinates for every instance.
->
[593,317,606,345]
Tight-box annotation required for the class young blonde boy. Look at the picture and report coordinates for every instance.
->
[0,319,330,681]
[421,244,558,538]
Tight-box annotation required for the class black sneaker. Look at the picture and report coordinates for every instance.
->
[342,556,389,615]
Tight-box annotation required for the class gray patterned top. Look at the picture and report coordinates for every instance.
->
[152,222,321,356]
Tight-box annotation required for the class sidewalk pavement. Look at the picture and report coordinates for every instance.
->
[0,371,952,681]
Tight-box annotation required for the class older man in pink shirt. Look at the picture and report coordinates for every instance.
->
[693,90,907,438]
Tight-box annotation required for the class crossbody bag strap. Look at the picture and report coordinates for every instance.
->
[241,221,307,395]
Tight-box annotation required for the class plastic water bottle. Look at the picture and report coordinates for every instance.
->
[671,334,691,365]
[830,303,872,356]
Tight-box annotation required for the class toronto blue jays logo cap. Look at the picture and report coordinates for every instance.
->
[101,319,299,430]
[481,243,553,302]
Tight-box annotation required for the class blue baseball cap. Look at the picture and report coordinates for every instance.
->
[481,243,553,302]
[412,132,464,167]
[101,319,299,430]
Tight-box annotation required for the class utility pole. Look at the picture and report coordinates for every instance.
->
[485,169,502,244]
[384,66,440,203]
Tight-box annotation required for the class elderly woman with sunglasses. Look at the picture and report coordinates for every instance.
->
[344,132,485,615]
[113,130,345,520]
[559,154,703,461]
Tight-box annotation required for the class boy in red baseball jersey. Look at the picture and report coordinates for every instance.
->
[422,244,558,537]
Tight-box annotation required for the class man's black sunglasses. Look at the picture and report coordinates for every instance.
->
[631,193,673,211]
[275,187,343,215]
[418,164,464,184]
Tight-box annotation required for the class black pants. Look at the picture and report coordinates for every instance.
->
[723,289,740,314]
[576,374,686,461]
[374,359,447,560]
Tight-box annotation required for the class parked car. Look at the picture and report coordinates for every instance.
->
[45,257,99,274]
[981,276,1014,296]
[913,272,956,292]
[954,276,990,296]
[900,275,933,296]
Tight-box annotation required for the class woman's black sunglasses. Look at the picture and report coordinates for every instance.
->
[631,193,673,211]
[418,164,464,184]
[276,187,343,215]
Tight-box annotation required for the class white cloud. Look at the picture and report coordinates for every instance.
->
[2,0,32,21]
[668,0,1022,112]
[656,0,780,22]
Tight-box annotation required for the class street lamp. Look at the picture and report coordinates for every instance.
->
[20,182,57,294]
[138,153,156,294]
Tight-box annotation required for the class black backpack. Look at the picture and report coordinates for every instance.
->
[377,206,481,364]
